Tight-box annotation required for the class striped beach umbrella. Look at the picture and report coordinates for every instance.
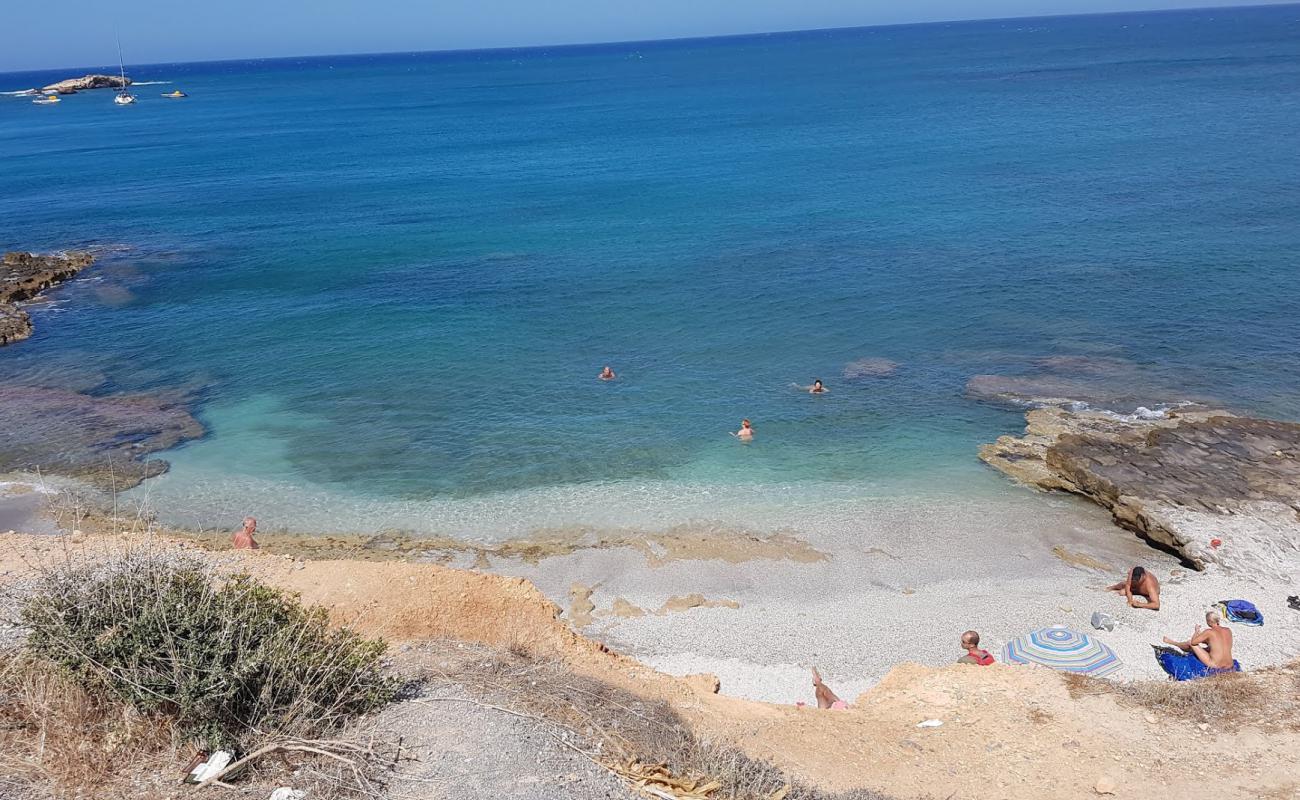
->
[1002,626,1122,677]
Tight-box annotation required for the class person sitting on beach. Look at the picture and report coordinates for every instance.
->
[232,516,259,550]
[599,365,616,380]
[733,419,754,440]
[1163,611,1235,671]
[957,630,995,665]
[811,667,847,709]
[1107,565,1161,610]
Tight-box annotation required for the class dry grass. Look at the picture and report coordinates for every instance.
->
[0,652,182,799]
[1063,661,1300,730]
[0,651,408,800]
[402,640,889,800]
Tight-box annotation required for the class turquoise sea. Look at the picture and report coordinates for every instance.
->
[2,6,1299,537]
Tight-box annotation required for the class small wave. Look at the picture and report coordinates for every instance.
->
[130,80,171,86]
[1,89,37,96]
[1093,402,1197,422]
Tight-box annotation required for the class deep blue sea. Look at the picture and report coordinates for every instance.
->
[2,6,1299,537]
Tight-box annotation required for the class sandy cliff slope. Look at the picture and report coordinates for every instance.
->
[2,533,1297,800]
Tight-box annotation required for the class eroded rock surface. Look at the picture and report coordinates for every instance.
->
[0,386,204,489]
[981,406,1300,576]
[0,251,95,345]
[41,74,131,94]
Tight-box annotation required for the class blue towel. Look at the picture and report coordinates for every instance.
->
[1156,648,1241,681]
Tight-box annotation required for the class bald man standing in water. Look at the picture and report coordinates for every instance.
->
[232,517,259,550]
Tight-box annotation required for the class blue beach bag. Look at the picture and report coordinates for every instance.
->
[1218,599,1264,626]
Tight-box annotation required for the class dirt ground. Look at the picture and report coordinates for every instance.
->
[2,532,1297,800]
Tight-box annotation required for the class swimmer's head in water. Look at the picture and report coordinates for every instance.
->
[741,419,751,428]
[814,379,823,387]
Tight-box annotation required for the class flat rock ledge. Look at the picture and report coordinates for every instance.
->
[0,385,204,490]
[41,74,131,94]
[980,406,1300,577]
[0,251,95,345]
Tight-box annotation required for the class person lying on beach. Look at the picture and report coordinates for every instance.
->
[599,366,616,380]
[1162,611,1234,671]
[732,419,754,440]
[811,667,847,709]
[957,630,995,665]
[1107,565,1161,610]
[232,516,259,550]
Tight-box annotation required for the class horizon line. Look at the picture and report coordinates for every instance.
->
[1,1,1293,77]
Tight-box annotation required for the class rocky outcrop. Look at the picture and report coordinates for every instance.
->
[0,385,204,490]
[981,405,1300,576]
[0,251,95,345]
[41,74,131,94]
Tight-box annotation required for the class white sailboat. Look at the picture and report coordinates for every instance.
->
[113,32,136,105]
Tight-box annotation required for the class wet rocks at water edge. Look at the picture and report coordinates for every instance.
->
[40,74,131,95]
[0,304,32,346]
[980,405,1300,577]
[0,251,95,346]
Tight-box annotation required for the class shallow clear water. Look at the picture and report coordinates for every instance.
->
[2,7,1299,535]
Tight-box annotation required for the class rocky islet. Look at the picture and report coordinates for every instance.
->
[39,74,132,95]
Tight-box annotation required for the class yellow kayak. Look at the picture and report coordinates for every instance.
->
[161,90,188,98]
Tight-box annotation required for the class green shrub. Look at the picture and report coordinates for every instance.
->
[22,551,398,749]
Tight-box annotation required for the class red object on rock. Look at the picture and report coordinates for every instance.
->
[1210,538,1223,549]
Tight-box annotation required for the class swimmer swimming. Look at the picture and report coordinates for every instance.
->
[792,379,828,394]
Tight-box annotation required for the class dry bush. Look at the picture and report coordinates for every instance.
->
[21,550,398,750]
[1064,662,1300,730]
[1,550,408,799]
[407,641,889,800]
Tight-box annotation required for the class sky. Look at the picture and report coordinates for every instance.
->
[2,0,1295,72]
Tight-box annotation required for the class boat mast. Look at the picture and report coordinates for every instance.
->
[115,29,128,92]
